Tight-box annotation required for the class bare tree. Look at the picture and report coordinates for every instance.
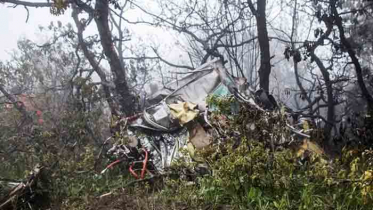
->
[120,0,258,76]
[1,0,136,116]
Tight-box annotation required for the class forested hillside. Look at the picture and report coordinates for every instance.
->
[1,0,373,209]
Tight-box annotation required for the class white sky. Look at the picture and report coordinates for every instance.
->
[0,4,71,60]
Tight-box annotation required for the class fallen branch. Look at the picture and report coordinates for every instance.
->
[0,165,44,210]
[286,124,311,138]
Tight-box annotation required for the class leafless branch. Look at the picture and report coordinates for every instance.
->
[151,47,194,70]
[1,0,52,8]
[24,5,29,22]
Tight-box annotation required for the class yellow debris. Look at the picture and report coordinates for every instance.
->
[168,102,199,125]
[296,139,325,158]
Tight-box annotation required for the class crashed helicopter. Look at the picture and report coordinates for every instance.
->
[103,58,314,178]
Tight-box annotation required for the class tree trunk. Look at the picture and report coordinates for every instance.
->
[309,12,335,142]
[248,0,271,92]
[72,6,119,117]
[311,52,335,141]
[94,0,135,116]
[330,0,373,114]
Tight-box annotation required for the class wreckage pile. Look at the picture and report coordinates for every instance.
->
[104,59,319,178]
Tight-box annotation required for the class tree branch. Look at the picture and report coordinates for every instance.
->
[330,0,373,111]
[151,47,194,70]
[1,0,52,8]
[72,5,119,116]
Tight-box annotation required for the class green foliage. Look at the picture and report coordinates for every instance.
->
[2,97,373,210]
[163,140,373,209]
[48,146,133,210]
[2,86,373,210]
[206,95,237,115]
[0,103,119,208]
[50,0,68,16]
[155,96,373,209]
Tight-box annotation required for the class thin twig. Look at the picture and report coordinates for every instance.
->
[24,6,29,22]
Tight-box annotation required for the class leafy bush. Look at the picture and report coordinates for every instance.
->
[162,140,373,209]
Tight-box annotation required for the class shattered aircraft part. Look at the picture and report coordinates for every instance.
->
[106,58,312,173]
